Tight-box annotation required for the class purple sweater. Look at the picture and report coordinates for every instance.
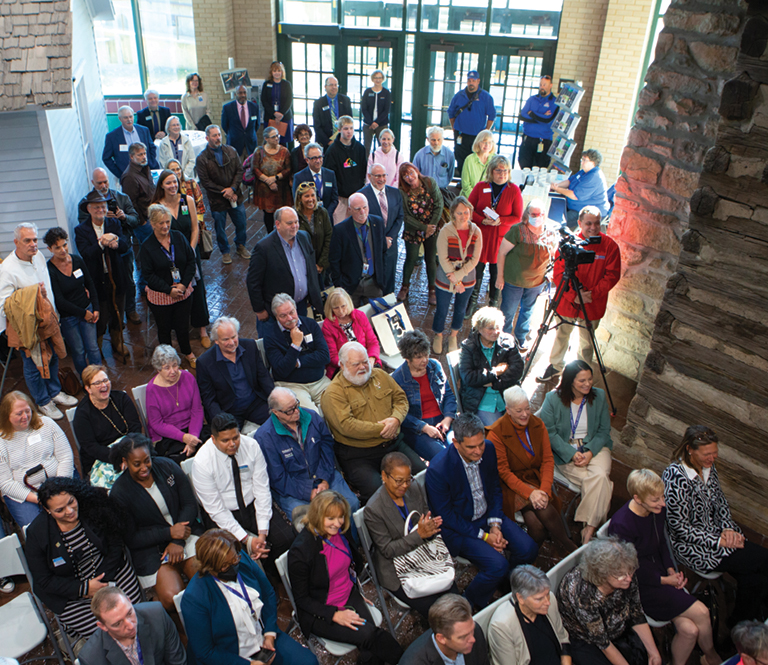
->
[145,370,204,442]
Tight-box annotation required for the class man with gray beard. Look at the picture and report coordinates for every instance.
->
[321,341,426,501]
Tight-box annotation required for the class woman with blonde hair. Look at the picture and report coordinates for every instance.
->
[461,130,496,198]
[321,287,380,377]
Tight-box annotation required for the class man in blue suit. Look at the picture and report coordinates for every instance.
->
[102,105,159,179]
[359,163,404,295]
[221,84,259,159]
[328,193,386,306]
[292,142,338,219]
[425,413,538,610]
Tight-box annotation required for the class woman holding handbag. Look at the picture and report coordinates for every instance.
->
[364,452,458,617]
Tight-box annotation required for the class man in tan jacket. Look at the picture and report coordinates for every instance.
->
[321,341,425,502]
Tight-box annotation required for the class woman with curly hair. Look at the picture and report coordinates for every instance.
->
[25,476,141,639]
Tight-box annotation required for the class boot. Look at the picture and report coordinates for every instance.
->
[465,290,480,320]
[428,288,437,306]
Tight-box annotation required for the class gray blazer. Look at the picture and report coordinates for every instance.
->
[401,626,489,665]
[78,602,186,665]
[364,482,430,591]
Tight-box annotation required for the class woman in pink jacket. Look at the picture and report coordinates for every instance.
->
[322,288,381,377]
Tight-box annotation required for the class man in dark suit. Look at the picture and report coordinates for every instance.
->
[328,192,385,306]
[399,594,490,665]
[359,163,404,295]
[292,142,338,219]
[425,413,538,610]
[102,105,159,179]
[196,316,275,427]
[135,90,172,141]
[79,587,185,665]
[247,207,322,324]
[221,84,259,159]
[312,76,353,148]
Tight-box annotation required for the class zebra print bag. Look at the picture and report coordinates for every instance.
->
[393,510,455,598]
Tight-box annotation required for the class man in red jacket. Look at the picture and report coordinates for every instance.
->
[537,206,621,382]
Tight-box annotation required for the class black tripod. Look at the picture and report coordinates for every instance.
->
[522,260,617,416]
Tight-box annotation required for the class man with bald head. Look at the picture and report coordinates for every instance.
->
[328,192,386,306]
[78,167,141,323]
[221,84,259,159]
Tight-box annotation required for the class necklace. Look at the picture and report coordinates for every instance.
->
[166,381,180,406]
[98,397,128,435]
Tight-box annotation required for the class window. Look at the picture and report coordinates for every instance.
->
[94,0,142,95]
[343,0,404,28]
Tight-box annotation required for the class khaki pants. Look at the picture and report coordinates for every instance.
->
[549,316,602,371]
[333,197,349,225]
[275,376,332,416]
[557,447,613,527]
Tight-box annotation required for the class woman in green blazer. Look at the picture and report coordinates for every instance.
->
[538,359,613,544]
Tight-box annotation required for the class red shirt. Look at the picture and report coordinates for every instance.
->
[415,373,442,419]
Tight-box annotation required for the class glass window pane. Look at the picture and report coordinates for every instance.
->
[93,0,142,95]
[291,42,336,129]
[137,0,198,94]
[422,0,487,34]
[342,0,403,28]
[281,0,336,23]
[490,0,562,36]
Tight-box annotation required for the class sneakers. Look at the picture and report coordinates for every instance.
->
[432,335,443,355]
[40,402,64,420]
[52,392,78,407]
[536,364,562,383]
[222,253,232,265]
[236,245,251,259]
[0,577,15,594]
[448,335,459,353]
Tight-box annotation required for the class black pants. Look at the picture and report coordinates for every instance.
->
[232,397,270,429]
[148,296,193,355]
[389,582,460,619]
[305,586,403,665]
[96,282,125,342]
[518,135,552,169]
[472,261,499,303]
[155,424,211,463]
[713,540,768,622]
[334,436,426,503]
[571,629,647,665]
[351,276,383,308]
[454,133,476,176]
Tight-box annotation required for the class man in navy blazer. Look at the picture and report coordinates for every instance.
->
[221,85,259,158]
[292,142,338,219]
[312,76,353,147]
[102,105,159,178]
[425,413,538,610]
[196,316,275,427]
[134,89,172,140]
[359,163,404,295]
[329,193,386,306]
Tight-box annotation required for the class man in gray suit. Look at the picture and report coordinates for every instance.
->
[79,588,186,665]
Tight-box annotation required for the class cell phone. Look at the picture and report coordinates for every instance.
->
[107,199,118,213]
[252,647,276,664]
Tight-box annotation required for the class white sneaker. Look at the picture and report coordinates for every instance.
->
[39,402,64,420]
[52,392,78,407]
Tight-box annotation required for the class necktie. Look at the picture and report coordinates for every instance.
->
[329,97,338,126]
[378,189,388,223]
[152,111,159,136]
[229,454,247,514]
[314,172,322,198]
[240,103,248,130]
[359,224,373,275]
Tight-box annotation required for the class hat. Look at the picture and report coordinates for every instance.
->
[467,70,480,80]
[85,191,108,205]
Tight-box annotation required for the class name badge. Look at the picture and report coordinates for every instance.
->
[53,557,66,567]
[198,96,203,102]
[368,93,375,97]
[325,182,332,187]
[238,464,249,470]
[282,450,294,458]
[28,433,42,445]
[171,267,181,283]
[322,106,329,111]
[145,114,151,120]
[456,136,462,145]
[483,187,492,193]
[266,83,272,87]
[304,333,313,343]
[119,144,129,152]
[251,115,258,121]
[73,269,83,278]
[362,262,369,273]
[181,205,188,213]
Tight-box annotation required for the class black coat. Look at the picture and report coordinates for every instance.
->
[135,105,172,139]
[74,218,130,295]
[78,188,141,237]
[139,230,197,295]
[246,229,322,316]
[328,215,386,294]
[25,511,127,614]
[110,457,203,576]
[261,79,294,125]
[361,87,392,127]
[458,329,524,413]
[312,93,353,147]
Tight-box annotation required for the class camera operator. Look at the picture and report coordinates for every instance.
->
[537,206,621,383]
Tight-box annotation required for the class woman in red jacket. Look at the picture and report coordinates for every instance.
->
[321,288,381,377]
[467,155,523,315]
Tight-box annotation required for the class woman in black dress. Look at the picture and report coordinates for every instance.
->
[261,61,294,147]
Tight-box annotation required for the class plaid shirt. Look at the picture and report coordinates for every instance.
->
[459,454,502,538]
[117,639,140,665]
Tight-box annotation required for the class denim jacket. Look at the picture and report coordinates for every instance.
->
[392,358,457,433]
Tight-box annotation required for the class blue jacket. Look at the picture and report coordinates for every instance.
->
[292,166,338,219]
[447,88,497,136]
[425,442,504,554]
[221,99,259,156]
[566,167,609,215]
[182,555,279,665]
[256,408,337,502]
[392,358,457,434]
[520,92,557,140]
[262,315,330,384]
[102,123,159,178]
[359,183,404,245]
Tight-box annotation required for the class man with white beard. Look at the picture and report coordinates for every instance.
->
[321,341,426,502]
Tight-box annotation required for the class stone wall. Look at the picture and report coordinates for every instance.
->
[601,1,747,381]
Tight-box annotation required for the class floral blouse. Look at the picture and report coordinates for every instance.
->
[402,187,438,244]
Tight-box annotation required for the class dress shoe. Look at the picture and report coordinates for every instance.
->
[428,288,437,306]
[127,311,141,324]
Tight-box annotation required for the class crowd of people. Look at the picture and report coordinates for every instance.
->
[0,63,765,665]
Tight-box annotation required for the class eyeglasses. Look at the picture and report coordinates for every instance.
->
[610,572,633,582]
[276,400,300,416]
[89,378,110,387]
[385,472,413,487]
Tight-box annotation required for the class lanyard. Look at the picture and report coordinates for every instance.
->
[135,638,144,665]
[514,426,535,457]
[218,573,262,625]
[491,183,507,209]
[322,535,353,561]
[160,242,176,266]
[392,499,409,522]
[570,397,587,440]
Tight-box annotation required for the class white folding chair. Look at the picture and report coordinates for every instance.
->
[256,338,270,371]
[275,551,383,665]
[173,590,186,631]
[180,457,196,493]
[131,384,148,434]
[472,591,512,637]
[0,534,66,665]
[596,519,611,538]
[65,407,80,452]
[446,350,463,414]
[546,543,585,592]
[362,293,405,369]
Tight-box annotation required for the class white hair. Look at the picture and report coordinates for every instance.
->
[210,316,240,341]
[426,126,444,139]
[379,128,395,141]
[14,223,38,240]
[339,341,367,366]
[503,385,529,409]
[143,89,159,100]
[117,105,134,118]
[271,293,296,316]
[268,387,297,411]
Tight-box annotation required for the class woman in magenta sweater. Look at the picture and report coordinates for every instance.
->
[321,288,381,377]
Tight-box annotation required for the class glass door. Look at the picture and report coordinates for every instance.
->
[346,42,395,145]
[282,40,338,130]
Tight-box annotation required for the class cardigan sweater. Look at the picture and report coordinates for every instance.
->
[435,221,483,292]
[145,370,205,443]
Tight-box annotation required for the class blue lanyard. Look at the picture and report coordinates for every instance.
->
[514,426,535,457]
[491,183,507,209]
[322,535,353,561]
[570,397,587,441]
[218,573,263,625]
[160,242,175,265]
[392,499,409,522]
[136,638,144,665]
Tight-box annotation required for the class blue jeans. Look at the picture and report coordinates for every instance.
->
[211,203,247,253]
[402,415,449,461]
[22,342,61,406]
[432,287,474,334]
[273,630,318,665]
[4,496,42,528]
[476,410,504,427]
[60,308,101,376]
[500,281,548,346]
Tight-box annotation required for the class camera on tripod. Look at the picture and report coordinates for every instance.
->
[557,228,601,270]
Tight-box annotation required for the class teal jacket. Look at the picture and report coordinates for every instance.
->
[537,388,612,466]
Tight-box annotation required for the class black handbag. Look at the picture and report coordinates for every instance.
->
[195,115,212,131]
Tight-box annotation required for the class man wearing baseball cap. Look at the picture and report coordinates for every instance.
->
[447,70,497,175]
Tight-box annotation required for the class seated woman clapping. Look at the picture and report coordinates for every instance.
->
[288,490,403,665]
[609,469,721,665]
[364,452,459,617]
[109,434,202,612]
[181,529,317,665]
[488,565,571,665]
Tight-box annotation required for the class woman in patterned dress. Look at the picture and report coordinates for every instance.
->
[249,125,292,233]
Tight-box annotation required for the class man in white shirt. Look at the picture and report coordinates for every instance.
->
[192,411,295,581]
[0,223,77,419]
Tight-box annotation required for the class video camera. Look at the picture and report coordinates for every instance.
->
[557,227,601,269]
